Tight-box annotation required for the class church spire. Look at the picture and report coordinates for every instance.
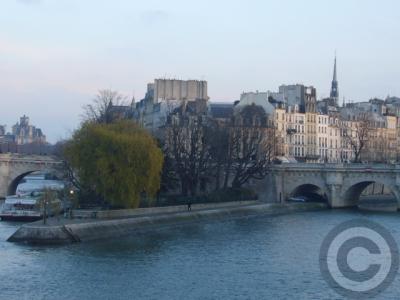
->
[330,53,339,105]
[333,54,337,81]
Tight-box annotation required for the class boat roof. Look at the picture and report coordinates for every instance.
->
[5,198,37,205]
[16,180,64,194]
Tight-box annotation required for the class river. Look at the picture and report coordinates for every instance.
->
[1,210,399,299]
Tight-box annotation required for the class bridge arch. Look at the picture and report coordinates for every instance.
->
[289,183,328,202]
[0,154,63,198]
[342,180,400,208]
[7,171,38,196]
[290,183,328,202]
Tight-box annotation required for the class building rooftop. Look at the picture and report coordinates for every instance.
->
[208,102,234,119]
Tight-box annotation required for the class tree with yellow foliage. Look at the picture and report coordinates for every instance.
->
[64,120,163,208]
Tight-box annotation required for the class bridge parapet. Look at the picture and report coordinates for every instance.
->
[0,153,61,164]
[261,163,400,208]
[271,163,400,171]
[0,154,63,198]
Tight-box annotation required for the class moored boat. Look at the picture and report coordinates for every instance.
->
[0,193,62,222]
[0,194,42,221]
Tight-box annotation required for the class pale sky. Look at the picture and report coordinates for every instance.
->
[1,0,400,142]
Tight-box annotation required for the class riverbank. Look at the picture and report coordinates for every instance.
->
[7,201,327,245]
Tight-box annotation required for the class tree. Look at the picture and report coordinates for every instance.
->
[53,140,82,191]
[228,104,276,188]
[82,89,127,124]
[341,113,374,163]
[207,120,230,190]
[164,109,212,197]
[38,188,58,224]
[162,103,277,195]
[64,120,164,208]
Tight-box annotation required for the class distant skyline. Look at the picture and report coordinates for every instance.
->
[1,0,400,142]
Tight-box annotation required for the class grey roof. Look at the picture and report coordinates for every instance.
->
[208,103,234,119]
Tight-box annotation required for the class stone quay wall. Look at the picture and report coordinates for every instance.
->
[7,202,326,245]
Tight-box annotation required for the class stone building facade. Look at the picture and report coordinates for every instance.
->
[12,115,46,145]
[2,115,46,145]
[134,78,209,132]
[114,66,400,164]
[236,86,400,164]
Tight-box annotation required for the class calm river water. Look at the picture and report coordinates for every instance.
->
[1,210,400,300]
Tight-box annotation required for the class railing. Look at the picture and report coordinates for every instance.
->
[271,163,400,171]
[0,153,62,164]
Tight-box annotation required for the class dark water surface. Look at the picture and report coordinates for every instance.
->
[1,210,400,299]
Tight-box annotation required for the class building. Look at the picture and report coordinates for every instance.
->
[232,55,400,163]
[11,115,46,145]
[235,91,283,115]
[153,79,208,103]
[117,62,400,164]
[134,78,209,132]
[208,102,234,123]
[0,125,15,144]
[278,84,316,113]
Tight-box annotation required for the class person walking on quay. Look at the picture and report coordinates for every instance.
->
[187,199,192,211]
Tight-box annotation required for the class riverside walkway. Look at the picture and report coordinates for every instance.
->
[7,201,326,244]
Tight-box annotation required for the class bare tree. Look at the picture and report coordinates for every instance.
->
[226,104,277,188]
[207,120,230,190]
[82,89,127,124]
[163,103,278,194]
[365,130,396,163]
[164,114,212,196]
[229,125,276,188]
[341,113,375,163]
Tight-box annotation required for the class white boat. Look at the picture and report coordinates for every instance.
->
[0,194,42,221]
[0,192,63,222]
[1,174,65,222]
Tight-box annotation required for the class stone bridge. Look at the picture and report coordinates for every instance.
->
[0,153,63,198]
[255,163,400,208]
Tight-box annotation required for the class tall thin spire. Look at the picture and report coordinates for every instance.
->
[330,53,339,105]
[333,54,337,82]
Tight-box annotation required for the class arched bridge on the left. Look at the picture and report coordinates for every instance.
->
[0,153,64,198]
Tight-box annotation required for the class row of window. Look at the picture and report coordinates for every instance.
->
[290,147,354,159]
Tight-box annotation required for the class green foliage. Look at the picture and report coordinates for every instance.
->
[64,120,164,208]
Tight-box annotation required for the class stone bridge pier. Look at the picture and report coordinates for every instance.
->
[0,154,63,198]
[253,163,400,208]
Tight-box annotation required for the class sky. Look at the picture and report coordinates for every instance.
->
[1,0,400,143]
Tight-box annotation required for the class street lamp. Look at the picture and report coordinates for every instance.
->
[43,199,48,225]
[68,189,75,219]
